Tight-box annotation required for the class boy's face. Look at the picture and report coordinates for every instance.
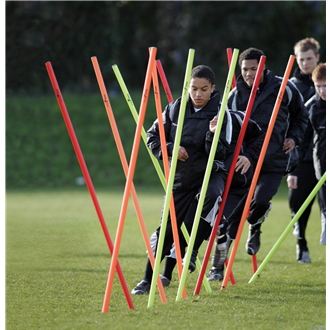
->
[241,59,264,87]
[314,80,326,101]
[189,77,215,109]
[296,49,319,75]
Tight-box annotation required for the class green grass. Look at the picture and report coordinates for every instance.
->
[6,182,326,329]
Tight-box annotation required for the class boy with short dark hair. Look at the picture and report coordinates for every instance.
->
[131,65,231,294]
[207,47,308,281]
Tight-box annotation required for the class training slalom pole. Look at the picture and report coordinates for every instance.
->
[45,62,134,310]
[249,172,326,283]
[102,47,157,313]
[113,64,211,293]
[151,59,187,298]
[176,48,239,301]
[193,55,266,295]
[156,60,212,293]
[227,48,237,89]
[221,55,296,290]
[112,65,167,190]
[91,56,167,304]
[228,48,258,274]
[156,60,174,102]
[147,48,195,308]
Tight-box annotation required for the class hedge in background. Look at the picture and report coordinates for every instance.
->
[6,91,174,188]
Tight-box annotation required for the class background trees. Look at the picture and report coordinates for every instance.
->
[6,1,326,95]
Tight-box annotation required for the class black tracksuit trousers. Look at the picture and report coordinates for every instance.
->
[289,161,325,248]
[142,171,226,282]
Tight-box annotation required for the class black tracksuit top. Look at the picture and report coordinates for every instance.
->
[227,70,308,174]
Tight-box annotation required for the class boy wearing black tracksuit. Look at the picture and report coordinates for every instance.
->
[290,62,326,250]
[287,38,323,262]
[207,48,308,281]
[159,108,264,285]
[131,65,231,294]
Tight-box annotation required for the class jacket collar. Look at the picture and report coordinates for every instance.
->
[293,67,314,87]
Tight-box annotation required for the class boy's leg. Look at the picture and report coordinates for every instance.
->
[132,188,197,294]
[289,162,317,261]
[184,171,226,272]
[246,172,284,255]
[208,189,247,281]
[318,182,326,245]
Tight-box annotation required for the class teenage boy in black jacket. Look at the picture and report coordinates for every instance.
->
[287,38,322,262]
[159,109,264,286]
[207,48,308,281]
[289,62,326,251]
[131,65,231,294]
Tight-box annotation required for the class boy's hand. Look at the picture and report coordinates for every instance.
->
[282,138,295,154]
[178,146,189,161]
[209,115,219,133]
[235,155,251,174]
[287,175,298,189]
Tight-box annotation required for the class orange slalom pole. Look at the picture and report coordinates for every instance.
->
[221,55,296,290]
[228,49,258,273]
[151,60,187,298]
[227,48,237,89]
[102,47,157,313]
[91,56,167,304]
[156,60,174,103]
[45,62,134,310]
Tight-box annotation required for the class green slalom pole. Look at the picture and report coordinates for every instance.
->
[147,49,195,308]
[113,63,211,294]
[249,172,326,283]
[176,48,239,301]
[112,65,167,190]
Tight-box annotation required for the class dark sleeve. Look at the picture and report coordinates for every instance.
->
[204,113,230,161]
[146,104,174,160]
[289,118,314,175]
[285,81,309,146]
[240,119,264,165]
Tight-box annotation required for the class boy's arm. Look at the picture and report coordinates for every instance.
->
[146,105,173,159]
[285,81,309,146]
[204,114,230,162]
[240,119,264,165]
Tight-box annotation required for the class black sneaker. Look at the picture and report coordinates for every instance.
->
[207,266,224,281]
[246,224,262,255]
[296,244,311,263]
[131,280,150,295]
[183,250,198,273]
[212,236,229,268]
[160,274,170,287]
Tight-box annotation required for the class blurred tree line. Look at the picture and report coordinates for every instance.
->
[6,1,326,96]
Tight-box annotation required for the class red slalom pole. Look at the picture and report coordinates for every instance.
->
[102,47,157,313]
[221,55,296,290]
[228,49,259,273]
[91,56,167,304]
[45,62,134,310]
[156,60,174,103]
[194,56,266,296]
[227,48,237,89]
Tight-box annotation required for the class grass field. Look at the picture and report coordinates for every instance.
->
[6,181,326,329]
